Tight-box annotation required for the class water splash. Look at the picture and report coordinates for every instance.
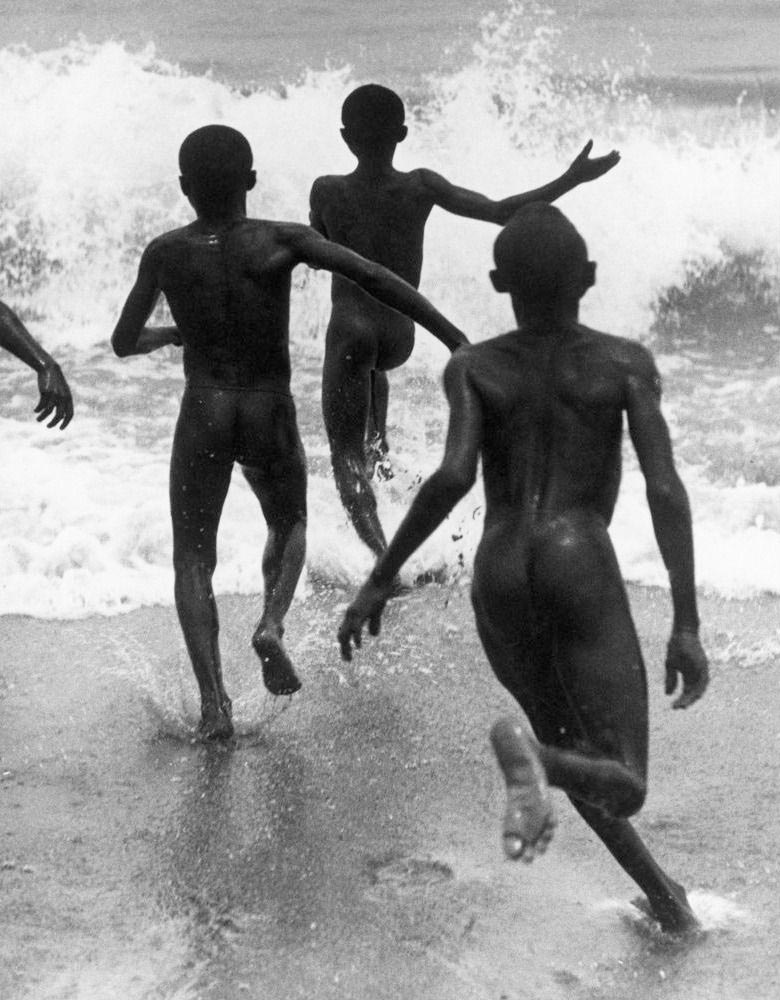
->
[0,13,779,615]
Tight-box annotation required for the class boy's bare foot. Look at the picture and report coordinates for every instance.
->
[252,630,301,696]
[632,880,701,936]
[199,697,234,741]
[490,717,556,862]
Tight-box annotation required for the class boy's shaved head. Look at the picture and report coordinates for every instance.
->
[179,125,253,186]
[493,203,592,302]
[341,84,405,136]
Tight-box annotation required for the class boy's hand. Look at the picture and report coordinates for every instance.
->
[566,140,621,183]
[337,574,394,661]
[665,628,709,709]
[35,361,73,430]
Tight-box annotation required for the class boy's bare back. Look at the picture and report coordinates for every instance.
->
[140,219,321,387]
[310,170,432,285]
[454,324,658,525]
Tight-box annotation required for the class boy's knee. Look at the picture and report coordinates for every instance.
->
[570,774,646,820]
[612,779,646,819]
[268,510,307,536]
[173,550,217,578]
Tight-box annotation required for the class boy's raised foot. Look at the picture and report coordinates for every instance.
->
[490,717,557,863]
[252,628,301,696]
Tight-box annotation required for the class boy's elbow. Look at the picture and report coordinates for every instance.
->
[647,475,689,516]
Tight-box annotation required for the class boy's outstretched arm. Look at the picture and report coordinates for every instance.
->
[625,349,709,710]
[0,300,73,429]
[338,352,482,660]
[111,249,180,357]
[420,140,620,225]
[290,226,468,353]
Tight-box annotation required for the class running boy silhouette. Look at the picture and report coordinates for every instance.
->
[0,301,73,429]
[338,203,709,934]
[310,83,620,557]
[112,125,466,740]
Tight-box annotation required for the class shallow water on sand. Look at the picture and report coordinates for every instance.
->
[2,586,779,999]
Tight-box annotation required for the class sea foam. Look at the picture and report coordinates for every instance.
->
[0,6,778,616]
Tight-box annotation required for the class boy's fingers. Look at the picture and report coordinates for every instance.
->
[59,402,74,429]
[672,678,706,710]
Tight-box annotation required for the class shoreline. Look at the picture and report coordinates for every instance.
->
[1,576,779,624]
[1,584,778,998]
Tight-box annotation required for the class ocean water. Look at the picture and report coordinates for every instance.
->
[0,0,778,617]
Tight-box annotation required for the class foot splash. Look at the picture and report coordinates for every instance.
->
[252,632,301,696]
[490,717,556,863]
[365,433,394,481]
[198,698,234,741]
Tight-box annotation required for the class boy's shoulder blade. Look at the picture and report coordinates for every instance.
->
[574,326,659,392]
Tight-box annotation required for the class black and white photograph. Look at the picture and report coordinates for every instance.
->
[0,2,778,997]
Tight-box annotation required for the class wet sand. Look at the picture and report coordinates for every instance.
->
[1,582,778,1000]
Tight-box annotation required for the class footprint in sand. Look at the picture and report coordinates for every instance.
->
[365,854,454,894]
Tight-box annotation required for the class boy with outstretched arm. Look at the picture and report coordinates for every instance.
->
[310,83,620,557]
[0,301,73,429]
[338,203,709,934]
[112,125,466,741]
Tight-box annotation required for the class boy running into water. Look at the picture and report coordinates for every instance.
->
[0,302,73,429]
[338,204,709,934]
[310,83,620,557]
[112,125,466,740]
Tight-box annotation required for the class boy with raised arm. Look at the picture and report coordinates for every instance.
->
[0,302,73,429]
[111,125,466,741]
[338,204,709,934]
[310,83,620,557]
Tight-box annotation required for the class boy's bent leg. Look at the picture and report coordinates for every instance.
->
[170,391,235,739]
[241,419,307,696]
[322,338,388,557]
[489,713,696,932]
